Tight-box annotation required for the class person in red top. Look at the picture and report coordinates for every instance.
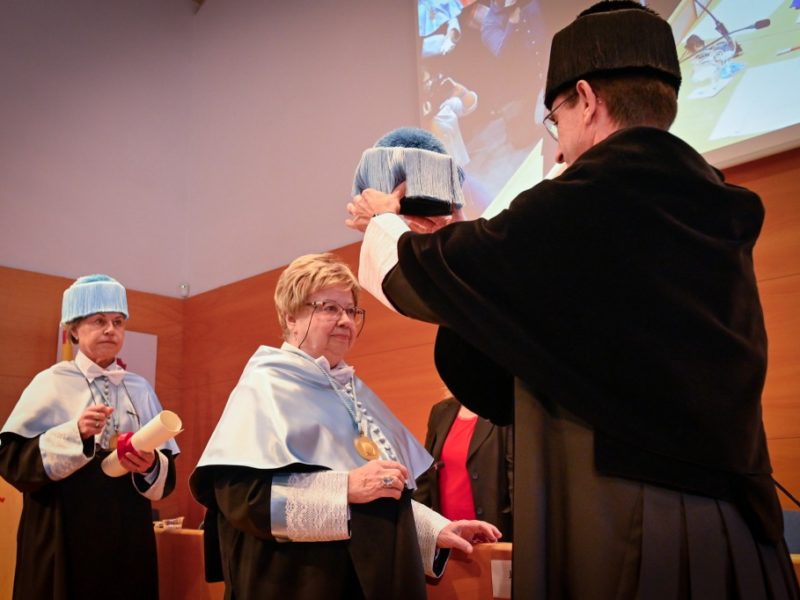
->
[414,395,513,540]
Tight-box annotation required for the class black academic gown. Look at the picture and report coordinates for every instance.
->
[0,433,176,600]
[378,126,798,597]
[190,465,428,600]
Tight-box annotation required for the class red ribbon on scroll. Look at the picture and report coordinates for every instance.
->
[116,431,141,461]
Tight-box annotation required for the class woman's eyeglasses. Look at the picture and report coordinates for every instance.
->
[306,300,366,334]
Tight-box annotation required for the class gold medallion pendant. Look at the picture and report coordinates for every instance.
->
[354,435,380,460]
[108,433,119,450]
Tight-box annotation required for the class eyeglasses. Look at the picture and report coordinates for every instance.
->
[306,300,366,333]
[543,92,577,141]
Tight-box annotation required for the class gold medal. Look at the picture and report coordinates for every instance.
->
[108,433,119,450]
[354,435,380,460]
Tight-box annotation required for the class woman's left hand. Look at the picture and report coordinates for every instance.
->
[436,520,502,554]
[120,449,157,474]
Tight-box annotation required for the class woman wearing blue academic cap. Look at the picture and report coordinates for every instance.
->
[0,274,179,600]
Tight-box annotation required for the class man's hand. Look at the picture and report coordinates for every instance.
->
[403,206,464,234]
[346,182,405,232]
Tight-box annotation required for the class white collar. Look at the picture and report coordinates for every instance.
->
[75,351,126,385]
[315,355,355,386]
[282,343,355,386]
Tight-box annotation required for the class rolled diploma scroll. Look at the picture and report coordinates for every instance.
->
[101,410,183,477]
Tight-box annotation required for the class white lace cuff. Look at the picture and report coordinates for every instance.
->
[270,471,350,542]
[40,420,93,481]
[134,450,169,500]
[412,499,451,577]
[359,214,408,312]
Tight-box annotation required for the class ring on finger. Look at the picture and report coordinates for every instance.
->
[381,476,394,488]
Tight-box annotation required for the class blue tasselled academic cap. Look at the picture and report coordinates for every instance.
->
[352,127,464,216]
[61,274,129,324]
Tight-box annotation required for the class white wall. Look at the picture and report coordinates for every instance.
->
[0,0,193,296]
[185,0,418,294]
[0,0,418,296]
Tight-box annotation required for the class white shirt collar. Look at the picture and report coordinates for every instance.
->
[75,351,126,385]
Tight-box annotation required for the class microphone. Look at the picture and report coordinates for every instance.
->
[679,15,771,63]
[693,0,734,49]
[727,19,771,35]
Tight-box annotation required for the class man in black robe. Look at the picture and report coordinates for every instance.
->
[347,2,799,597]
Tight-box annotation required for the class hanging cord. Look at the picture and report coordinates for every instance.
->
[774,477,800,510]
[296,311,315,350]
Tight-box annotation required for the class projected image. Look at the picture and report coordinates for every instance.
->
[417,0,554,219]
[671,0,800,159]
[415,0,800,220]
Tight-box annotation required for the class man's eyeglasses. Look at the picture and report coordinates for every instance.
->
[307,300,366,333]
[543,92,577,141]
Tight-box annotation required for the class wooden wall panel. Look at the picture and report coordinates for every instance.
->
[727,147,800,282]
[0,477,23,600]
[770,437,800,511]
[760,275,800,439]
[0,266,185,517]
[177,380,238,528]
[0,267,72,420]
[724,147,800,510]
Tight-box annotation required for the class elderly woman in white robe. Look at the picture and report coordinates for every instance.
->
[190,253,500,600]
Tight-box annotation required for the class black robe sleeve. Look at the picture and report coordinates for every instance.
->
[134,448,178,498]
[0,431,177,500]
[210,466,275,541]
[0,432,60,493]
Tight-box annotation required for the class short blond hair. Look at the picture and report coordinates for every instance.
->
[274,253,360,340]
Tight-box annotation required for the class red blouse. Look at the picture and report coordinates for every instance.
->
[438,414,478,521]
